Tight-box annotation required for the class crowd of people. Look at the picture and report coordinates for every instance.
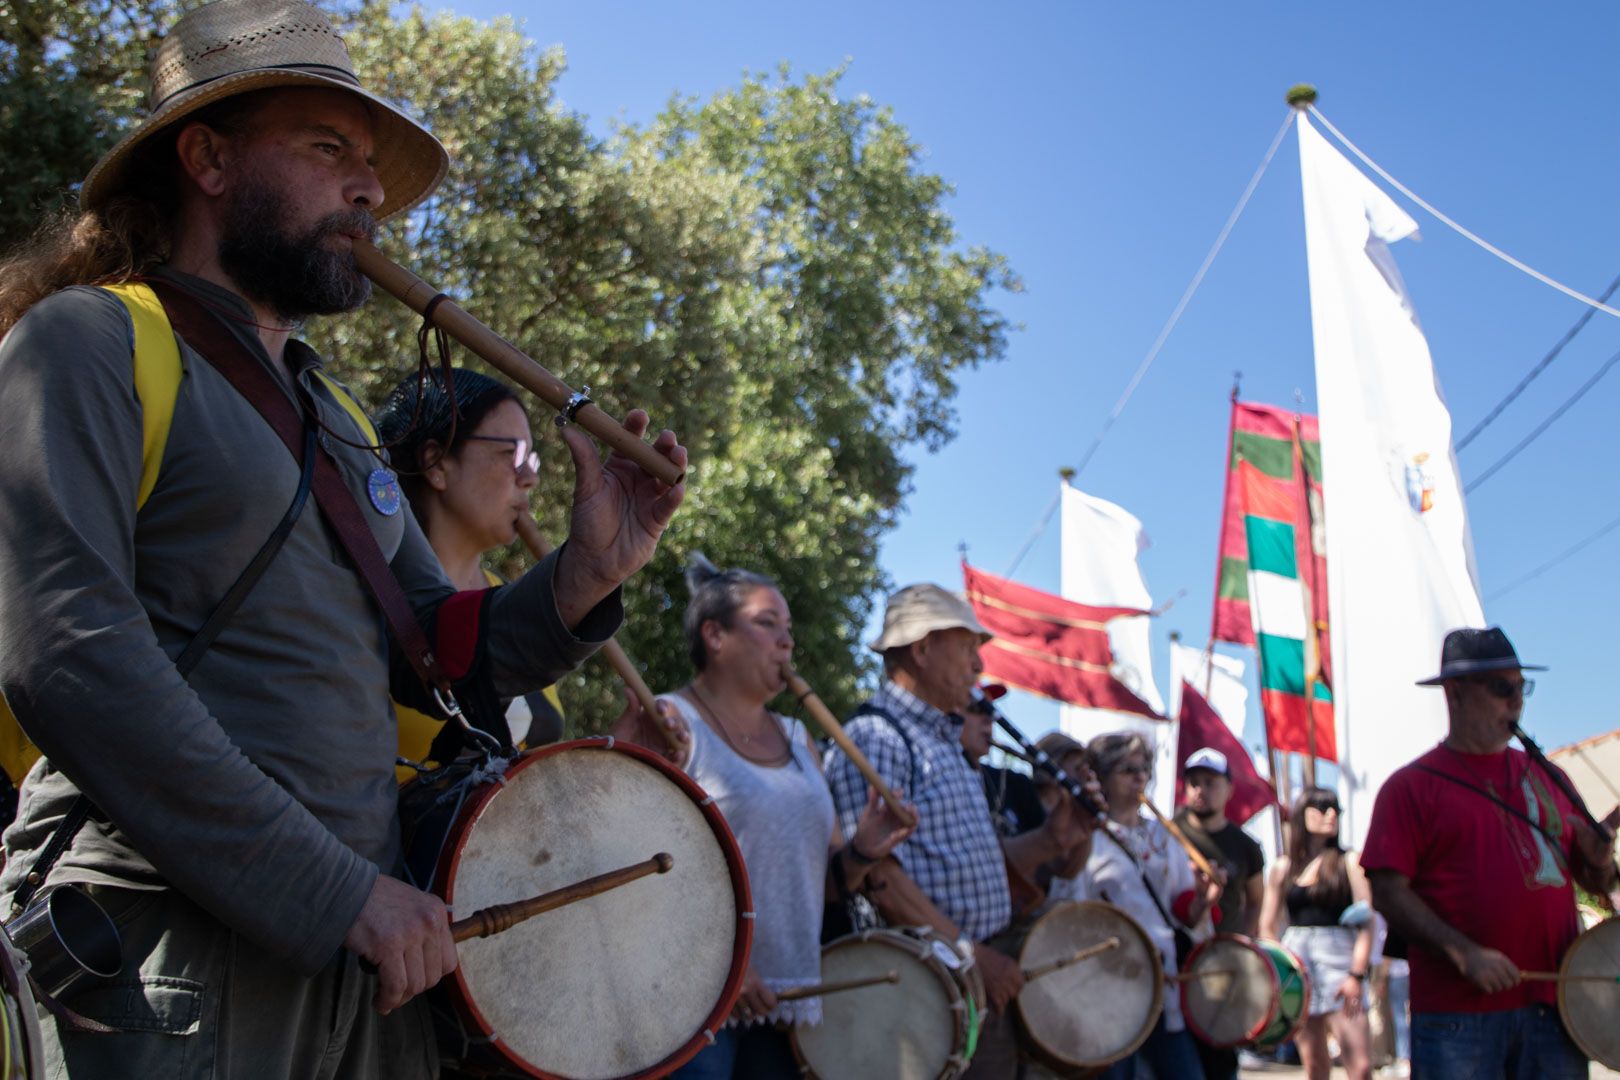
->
[0,2,1614,1078]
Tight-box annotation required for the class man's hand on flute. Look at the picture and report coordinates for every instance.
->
[554,409,686,629]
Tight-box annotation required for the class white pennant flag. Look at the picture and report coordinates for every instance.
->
[1297,113,1486,847]
[1059,484,1170,805]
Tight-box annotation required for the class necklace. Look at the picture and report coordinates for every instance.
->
[686,683,793,767]
[1442,742,1517,796]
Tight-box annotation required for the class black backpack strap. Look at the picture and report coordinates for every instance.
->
[12,423,317,912]
[848,703,919,797]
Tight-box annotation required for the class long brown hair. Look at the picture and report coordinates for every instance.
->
[0,92,270,338]
[1287,785,1351,909]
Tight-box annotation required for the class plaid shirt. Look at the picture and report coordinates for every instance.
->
[824,680,1010,942]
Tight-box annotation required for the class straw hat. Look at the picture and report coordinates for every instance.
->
[869,583,991,653]
[80,0,447,221]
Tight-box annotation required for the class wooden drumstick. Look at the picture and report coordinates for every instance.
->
[1138,793,1219,881]
[450,853,675,942]
[774,970,901,1002]
[1023,937,1121,981]
[784,666,917,827]
[354,240,684,487]
[513,517,682,755]
[360,853,674,972]
[1519,971,1620,983]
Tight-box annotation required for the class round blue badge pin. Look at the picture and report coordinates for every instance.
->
[367,467,402,517]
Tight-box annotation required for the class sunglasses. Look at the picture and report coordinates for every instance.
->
[1115,765,1152,778]
[1305,799,1340,813]
[464,435,539,475]
[1471,677,1534,700]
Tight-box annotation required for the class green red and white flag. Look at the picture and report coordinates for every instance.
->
[1210,400,1335,761]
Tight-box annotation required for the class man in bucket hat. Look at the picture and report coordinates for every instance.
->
[0,2,684,1075]
[1362,627,1618,1078]
[824,584,1093,1079]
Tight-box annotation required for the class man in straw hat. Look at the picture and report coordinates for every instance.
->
[824,583,1096,1080]
[0,1,684,1075]
[1362,627,1617,1078]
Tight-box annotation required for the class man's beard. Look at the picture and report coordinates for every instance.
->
[1189,804,1220,822]
[218,174,375,322]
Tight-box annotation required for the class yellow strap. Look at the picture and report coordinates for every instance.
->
[313,370,380,446]
[103,282,183,511]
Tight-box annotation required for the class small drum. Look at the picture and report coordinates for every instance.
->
[792,927,985,1080]
[1557,915,1620,1070]
[1015,901,1162,1074]
[405,738,752,1079]
[1180,934,1310,1051]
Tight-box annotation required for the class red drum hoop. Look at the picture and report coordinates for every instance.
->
[426,738,752,1079]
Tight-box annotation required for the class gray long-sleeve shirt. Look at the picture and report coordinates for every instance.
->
[0,269,619,974]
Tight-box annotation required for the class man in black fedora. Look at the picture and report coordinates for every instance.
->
[1362,627,1618,1078]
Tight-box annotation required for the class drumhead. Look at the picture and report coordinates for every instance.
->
[1016,901,1163,1069]
[1558,915,1620,1070]
[444,739,751,1080]
[1180,934,1278,1048]
[793,929,970,1080]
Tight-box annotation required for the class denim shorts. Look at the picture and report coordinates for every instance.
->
[1410,1005,1585,1080]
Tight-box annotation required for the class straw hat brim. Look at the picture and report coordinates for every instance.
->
[80,68,448,222]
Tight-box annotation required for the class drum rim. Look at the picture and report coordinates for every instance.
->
[790,926,973,1080]
[1014,899,1164,1070]
[1250,938,1311,1051]
[1179,932,1281,1048]
[439,737,754,1080]
[1556,918,1620,1070]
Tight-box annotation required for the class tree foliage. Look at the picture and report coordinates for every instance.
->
[2,2,1018,730]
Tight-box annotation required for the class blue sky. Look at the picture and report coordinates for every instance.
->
[428,1,1620,759]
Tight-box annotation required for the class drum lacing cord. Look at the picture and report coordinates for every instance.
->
[406,752,515,892]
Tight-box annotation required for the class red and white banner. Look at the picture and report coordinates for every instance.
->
[962,562,1159,719]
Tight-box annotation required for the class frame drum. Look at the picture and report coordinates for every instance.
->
[1558,915,1620,1070]
[1180,934,1309,1051]
[1015,901,1162,1073]
[417,738,752,1079]
[792,927,983,1080]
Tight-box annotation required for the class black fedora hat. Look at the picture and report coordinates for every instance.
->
[1416,627,1546,686]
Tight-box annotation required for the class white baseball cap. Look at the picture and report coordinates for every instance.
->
[1184,747,1230,777]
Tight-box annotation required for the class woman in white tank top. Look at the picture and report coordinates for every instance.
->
[616,554,915,1080]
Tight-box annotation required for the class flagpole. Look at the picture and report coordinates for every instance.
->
[1204,380,1243,690]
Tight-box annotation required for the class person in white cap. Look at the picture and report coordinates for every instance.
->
[0,1,684,1076]
[823,583,1093,1080]
[1175,747,1266,1080]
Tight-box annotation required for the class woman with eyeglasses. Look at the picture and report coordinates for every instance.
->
[375,368,564,770]
[611,554,914,1079]
[1259,786,1374,1080]
[1048,731,1221,1079]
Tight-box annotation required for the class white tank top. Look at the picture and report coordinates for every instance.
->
[664,693,836,1026]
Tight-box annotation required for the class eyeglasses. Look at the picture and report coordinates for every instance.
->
[1472,677,1534,700]
[464,435,539,475]
[1116,765,1151,778]
[1305,800,1340,813]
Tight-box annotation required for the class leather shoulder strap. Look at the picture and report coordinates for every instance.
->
[144,279,447,694]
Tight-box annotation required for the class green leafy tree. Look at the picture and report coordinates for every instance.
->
[3,2,1018,731]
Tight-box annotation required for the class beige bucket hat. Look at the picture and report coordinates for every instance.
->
[80,0,448,221]
[869,583,992,653]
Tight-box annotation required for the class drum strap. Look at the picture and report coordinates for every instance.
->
[847,704,920,797]
[1100,825,1197,964]
[1411,764,1571,875]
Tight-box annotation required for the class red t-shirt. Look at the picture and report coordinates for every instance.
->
[1361,745,1584,1014]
